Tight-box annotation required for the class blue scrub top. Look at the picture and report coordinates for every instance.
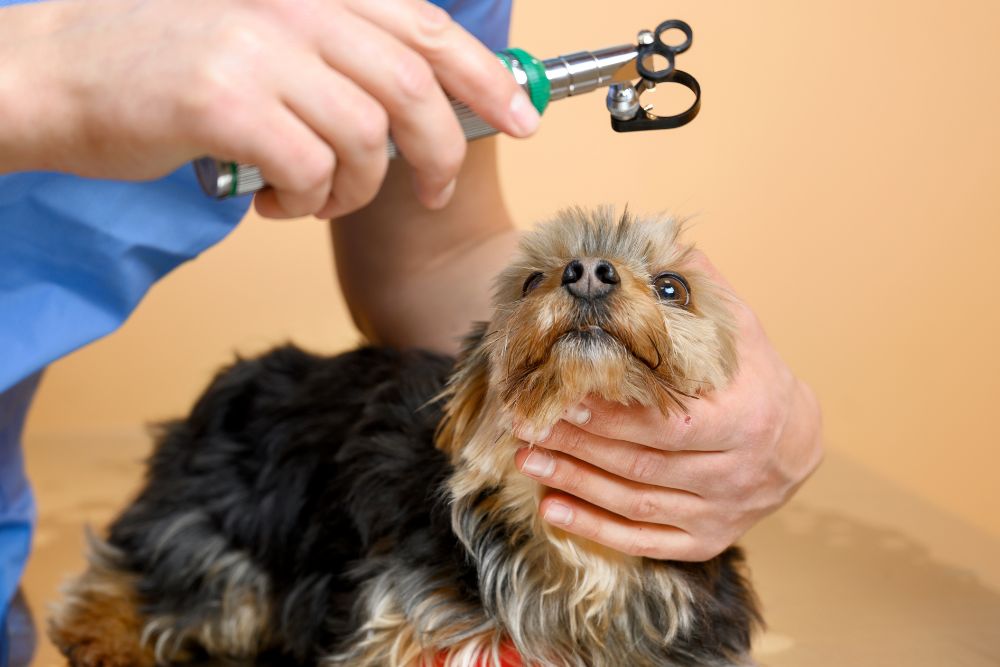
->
[0,0,511,627]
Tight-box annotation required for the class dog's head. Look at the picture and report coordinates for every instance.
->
[439,207,737,458]
[435,209,754,663]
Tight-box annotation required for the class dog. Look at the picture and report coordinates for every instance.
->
[50,207,761,667]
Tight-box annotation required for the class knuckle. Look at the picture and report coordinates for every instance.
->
[412,1,452,53]
[213,17,271,63]
[626,490,660,522]
[558,467,585,495]
[625,449,662,483]
[740,402,782,448]
[556,425,590,457]
[394,54,439,103]
[728,466,759,501]
[585,519,612,547]
[293,146,335,192]
[185,28,271,133]
[353,104,390,153]
[625,530,657,559]
[183,64,238,121]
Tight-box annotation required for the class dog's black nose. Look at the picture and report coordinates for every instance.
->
[561,258,620,300]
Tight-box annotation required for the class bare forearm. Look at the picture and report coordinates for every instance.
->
[0,2,75,174]
[331,137,519,354]
[1,0,538,218]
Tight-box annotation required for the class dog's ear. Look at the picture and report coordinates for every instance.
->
[436,322,492,458]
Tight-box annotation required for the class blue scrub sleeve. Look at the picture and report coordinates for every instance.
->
[0,170,254,392]
[443,0,512,52]
[0,0,512,636]
[0,0,512,394]
[0,374,40,624]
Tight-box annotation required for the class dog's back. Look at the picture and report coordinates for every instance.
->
[51,345,464,666]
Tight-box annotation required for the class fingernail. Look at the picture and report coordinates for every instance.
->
[509,91,540,136]
[427,178,457,210]
[544,502,574,526]
[517,423,551,444]
[521,450,555,478]
[563,404,591,426]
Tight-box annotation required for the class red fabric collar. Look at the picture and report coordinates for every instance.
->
[433,643,523,666]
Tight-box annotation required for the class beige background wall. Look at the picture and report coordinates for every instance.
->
[24,0,1000,541]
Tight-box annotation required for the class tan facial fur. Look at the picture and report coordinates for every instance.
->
[430,207,742,667]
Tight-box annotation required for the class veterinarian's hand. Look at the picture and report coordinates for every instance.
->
[514,253,824,562]
[0,0,538,218]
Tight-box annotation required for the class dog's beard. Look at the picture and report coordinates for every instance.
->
[489,278,688,429]
[437,207,737,469]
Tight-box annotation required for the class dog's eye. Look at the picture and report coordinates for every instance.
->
[652,272,691,306]
[522,271,545,296]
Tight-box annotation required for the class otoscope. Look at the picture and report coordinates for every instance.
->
[194,19,700,199]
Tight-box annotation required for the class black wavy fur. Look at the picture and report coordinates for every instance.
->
[109,345,468,664]
[96,343,757,665]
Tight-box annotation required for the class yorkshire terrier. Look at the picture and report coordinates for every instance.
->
[50,207,761,667]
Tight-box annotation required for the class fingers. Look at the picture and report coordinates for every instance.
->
[277,55,390,218]
[234,0,540,215]
[512,434,748,561]
[537,494,714,561]
[515,446,703,527]
[239,106,334,219]
[567,396,730,452]
[39,0,530,212]
[346,0,540,138]
[302,7,466,209]
[516,421,719,494]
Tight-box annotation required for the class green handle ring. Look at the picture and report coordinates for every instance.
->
[497,48,551,114]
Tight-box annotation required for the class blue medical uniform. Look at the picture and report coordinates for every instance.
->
[0,0,511,646]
